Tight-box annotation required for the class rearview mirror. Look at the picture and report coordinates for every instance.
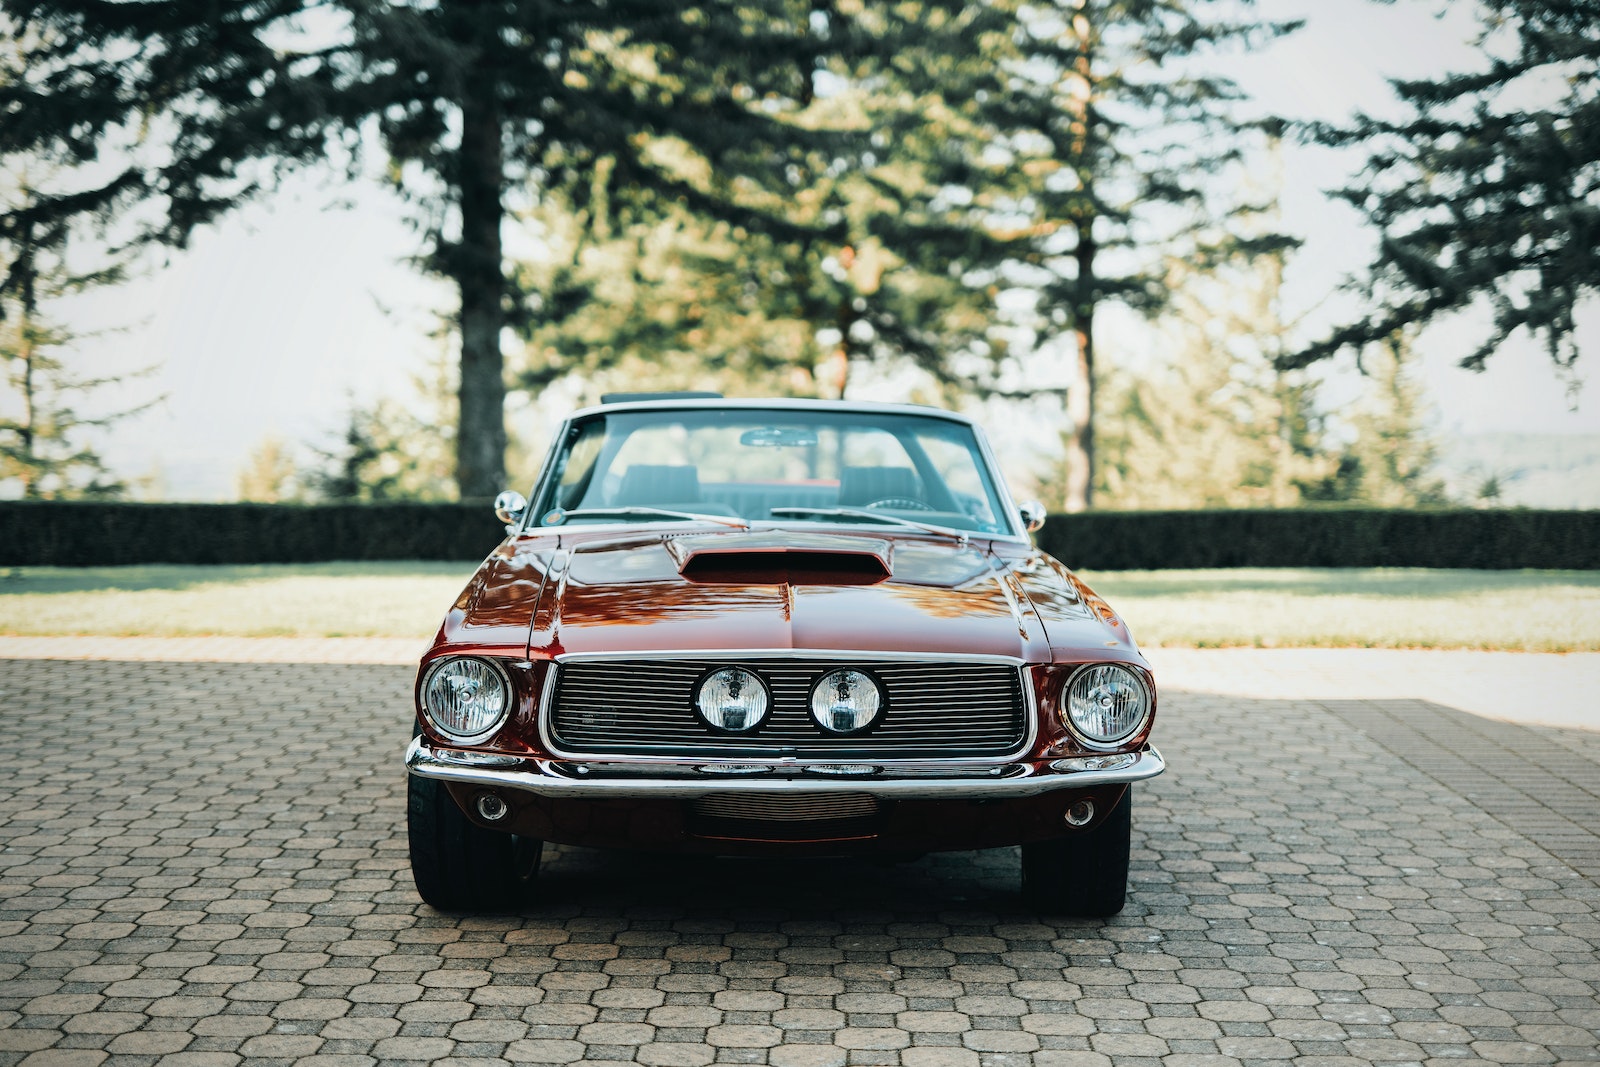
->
[1017,500,1046,533]
[739,427,819,448]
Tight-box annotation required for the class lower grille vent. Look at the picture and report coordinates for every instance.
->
[687,791,885,842]
[691,792,879,822]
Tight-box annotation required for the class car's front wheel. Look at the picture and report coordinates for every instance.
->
[1020,787,1132,916]
[407,774,542,911]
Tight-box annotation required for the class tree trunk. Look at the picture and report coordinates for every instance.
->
[1063,339,1092,512]
[18,316,35,498]
[454,92,507,501]
[830,295,855,400]
[1063,221,1096,512]
[16,236,38,499]
[1061,0,1096,513]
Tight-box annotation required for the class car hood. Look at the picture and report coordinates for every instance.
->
[518,528,1134,662]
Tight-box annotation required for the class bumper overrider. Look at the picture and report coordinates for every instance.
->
[405,736,1166,800]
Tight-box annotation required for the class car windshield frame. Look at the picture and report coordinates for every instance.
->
[523,404,1024,540]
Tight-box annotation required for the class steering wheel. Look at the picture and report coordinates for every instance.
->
[864,497,935,512]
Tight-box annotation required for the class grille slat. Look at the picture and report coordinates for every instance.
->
[549,658,1028,759]
[692,793,879,821]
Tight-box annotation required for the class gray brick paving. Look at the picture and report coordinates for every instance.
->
[1,660,1597,1066]
[1317,700,1600,883]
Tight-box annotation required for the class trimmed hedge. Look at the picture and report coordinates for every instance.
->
[0,501,503,566]
[1035,507,1600,571]
[0,501,1595,570]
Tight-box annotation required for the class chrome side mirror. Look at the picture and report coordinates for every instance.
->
[494,490,528,532]
[1017,500,1047,533]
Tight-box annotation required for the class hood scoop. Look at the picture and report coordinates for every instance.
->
[667,531,893,586]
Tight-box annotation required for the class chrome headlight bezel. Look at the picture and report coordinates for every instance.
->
[808,667,887,735]
[420,656,515,745]
[1058,662,1153,750]
[693,666,773,734]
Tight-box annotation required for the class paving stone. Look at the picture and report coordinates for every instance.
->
[16,1052,107,1067]
[834,1026,912,1049]
[899,1049,980,1067]
[636,1042,718,1067]
[237,1034,324,1057]
[706,1024,784,1047]
[0,1031,62,1054]
[0,659,1596,1067]
[500,1037,582,1062]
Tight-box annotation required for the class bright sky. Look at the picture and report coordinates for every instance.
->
[58,0,1600,501]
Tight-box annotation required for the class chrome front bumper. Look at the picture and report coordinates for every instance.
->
[404,737,1166,800]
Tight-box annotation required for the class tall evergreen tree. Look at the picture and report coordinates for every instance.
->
[1089,259,1336,509]
[0,169,151,499]
[235,436,302,503]
[513,2,1024,403]
[1338,331,1449,507]
[0,1,870,499]
[303,347,459,502]
[989,0,1297,510]
[772,1,1024,398]
[515,201,826,399]
[1292,0,1599,385]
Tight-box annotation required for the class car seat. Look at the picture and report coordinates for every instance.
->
[616,464,702,506]
[838,465,922,506]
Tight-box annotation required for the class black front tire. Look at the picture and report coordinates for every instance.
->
[1020,787,1132,917]
[407,774,542,912]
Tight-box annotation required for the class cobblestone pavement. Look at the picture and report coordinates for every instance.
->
[2,660,1597,1067]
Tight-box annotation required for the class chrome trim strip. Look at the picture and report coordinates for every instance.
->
[531,519,1022,544]
[406,737,1165,800]
[518,423,566,535]
[535,653,1038,766]
[969,412,1027,540]
[552,648,1026,665]
[569,397,986,424]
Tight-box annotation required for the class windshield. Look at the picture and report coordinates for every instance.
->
[531,407,1017,537]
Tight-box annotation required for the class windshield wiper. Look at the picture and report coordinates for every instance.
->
[544,507,749,530]
[769,506,969,545]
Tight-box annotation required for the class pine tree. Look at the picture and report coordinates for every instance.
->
[513,198,827,400]
[304,347,459,503]
[989,0,1298,511]
[1292,0,1600,386]
[512,3,1025,403]
[236,437,302,503]
[1339,332,1449,507]
[304,405,407,503]
[0,173,151,499]
[0,1,883,499]
[768,1,1025,399]
[1084,253,1341,509]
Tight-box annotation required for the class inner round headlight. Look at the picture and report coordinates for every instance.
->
[811,668,884,734]
[696,667,770,732]
[422,657,513,743]
[1061,663,1150,745]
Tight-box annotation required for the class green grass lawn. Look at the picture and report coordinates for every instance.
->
[1080,567,1600,652]
[0,562,474,639]
[0,563,1595,651]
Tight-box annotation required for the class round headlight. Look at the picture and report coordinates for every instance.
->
[1061,663,1150,745]
[811,668,884,734]
[422,657,512,743]
[696,667,770,732]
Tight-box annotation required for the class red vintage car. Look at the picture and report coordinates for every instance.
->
[405,397,1163,915]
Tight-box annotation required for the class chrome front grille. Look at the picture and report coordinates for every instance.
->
[547,658,1028,759]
